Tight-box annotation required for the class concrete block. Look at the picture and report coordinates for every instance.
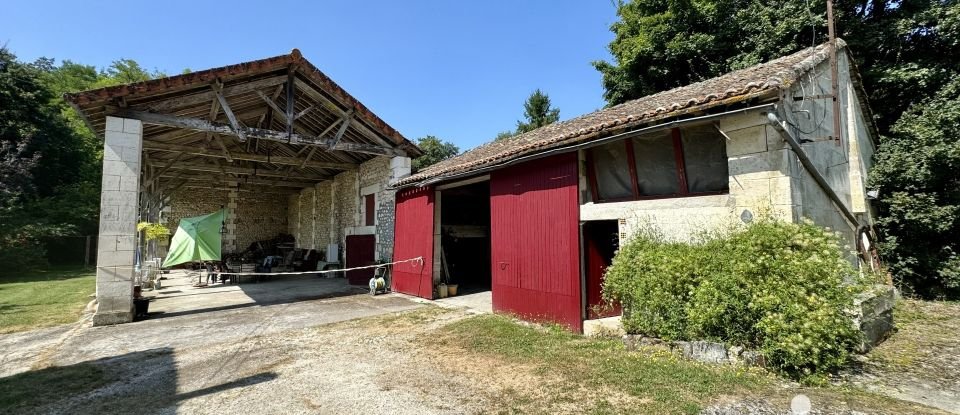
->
[96,267,134,283]
[100,205,120,222]
[390,156,412,169]
[120,146,140,163]
[119,175,139,192]
[122,118,142,134]
[101,174,121,191]
[92,310,133,326]
[725,125,767,156]
[105,132,141,149]
[101,190,138,208]
[97,235,118,252]
[116,235,137,251]
[100,220,137,236]
[103,159,139,177]
[719,110,765,132]
[768,176,794,206]
[97,249,136,267]
[97,281,133,299]
[105,116,124,133]
[103,145,123,161]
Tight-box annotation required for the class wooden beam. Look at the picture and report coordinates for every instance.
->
[293,78,398,150]
[146,76,287,112]
[293,105,314,120]
[213,84,247,142]
[142,141,355,170]
[159,173,317,188]
[212,134,233,162]
[149,160,330,181]
[286,67,296,139]
[178,184,300,195]
[114,108,406,157]
[329,111,353,148]
[255,89,288,123]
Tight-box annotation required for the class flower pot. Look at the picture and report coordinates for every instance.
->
[447,284,458,296]
[438,283,448,298]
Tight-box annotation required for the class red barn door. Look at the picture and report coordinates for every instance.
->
[391,186,434,299]
[490,153,582,332]
[345,234,376,285]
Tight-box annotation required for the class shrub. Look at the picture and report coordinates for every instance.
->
[603,218,864,378]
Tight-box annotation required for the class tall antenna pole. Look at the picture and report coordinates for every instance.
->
[827,0,842,146]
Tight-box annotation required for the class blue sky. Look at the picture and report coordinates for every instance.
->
[5,1,618,150]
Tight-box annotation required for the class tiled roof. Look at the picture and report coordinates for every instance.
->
[395,40,845,187]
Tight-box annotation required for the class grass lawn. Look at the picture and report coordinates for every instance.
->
[0,266,96,334]
[432,314,951,414]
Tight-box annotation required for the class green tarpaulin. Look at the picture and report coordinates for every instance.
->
[162,209,225,268]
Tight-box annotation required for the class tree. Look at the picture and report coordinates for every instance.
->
[0,48,94,270]
[516,89,560,134]
[412,135,459,172]
[869,78,960,299]
[593,0,960,136]
[494,130,516,141]
[0,50,161,272]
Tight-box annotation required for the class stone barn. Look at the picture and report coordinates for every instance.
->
[390,40,881,332]
[66,49,420,325]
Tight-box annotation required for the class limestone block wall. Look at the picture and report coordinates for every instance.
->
[299,187,316,249]
[313,181,333,247]
[164,187,288,254]
[286,155,410,263]
[288,194,300,237]
[233,192,289,250]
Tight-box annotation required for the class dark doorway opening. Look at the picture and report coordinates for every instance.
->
[583,220,621,319]
[439,181,491,295]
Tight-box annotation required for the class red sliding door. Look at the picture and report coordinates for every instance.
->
[391,186,434,299]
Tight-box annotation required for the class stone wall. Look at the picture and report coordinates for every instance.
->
[164,187,288,254]
[285,156,410,263]
[234,192,289,251]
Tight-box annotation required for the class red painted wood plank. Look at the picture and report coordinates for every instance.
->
[490,152,582,332]
[391,186,434,299]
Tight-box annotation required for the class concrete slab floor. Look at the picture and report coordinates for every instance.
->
[433,290,492,314]
[143,270,365,319]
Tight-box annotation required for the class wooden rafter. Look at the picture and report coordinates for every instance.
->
[113,108,406,157]
[149,160,330,181]
[212,83,247,142]
[146,76,287,112]
[142,141,354,170]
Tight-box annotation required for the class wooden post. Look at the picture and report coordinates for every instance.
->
[84,235,91,267]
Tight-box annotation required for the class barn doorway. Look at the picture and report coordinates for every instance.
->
[583,220,621,319]
[437,180,491,298]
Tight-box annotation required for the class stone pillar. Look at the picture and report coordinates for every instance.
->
[94,117,142,326]
[389,156,412,183]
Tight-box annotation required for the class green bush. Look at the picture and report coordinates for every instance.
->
[603,218,864,378]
